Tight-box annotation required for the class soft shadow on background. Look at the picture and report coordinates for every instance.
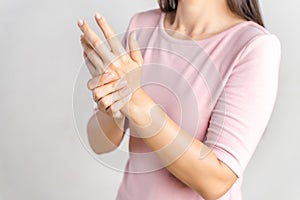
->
[0,0,299,199]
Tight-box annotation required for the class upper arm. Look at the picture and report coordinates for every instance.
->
[204,34,281,178]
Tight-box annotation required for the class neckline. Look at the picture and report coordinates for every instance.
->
[159,11,253,44]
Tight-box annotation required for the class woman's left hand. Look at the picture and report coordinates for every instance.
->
[78,13,143,92]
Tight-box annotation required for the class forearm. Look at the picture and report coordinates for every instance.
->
[124,89,237,199]
[87,109,125,154]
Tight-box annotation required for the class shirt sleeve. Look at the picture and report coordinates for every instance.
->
[203,34,281,177]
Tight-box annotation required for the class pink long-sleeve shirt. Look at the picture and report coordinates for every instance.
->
[113,9,281,200]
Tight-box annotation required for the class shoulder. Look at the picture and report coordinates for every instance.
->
[235,22,281,61]
[234,21,281,51]
[218,21,281,65]
[128,8,162,29]
[226,23,282,77]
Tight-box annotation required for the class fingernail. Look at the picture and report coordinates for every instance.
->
[78,19,84,26]
[132,31,136,40]
[95,13,102,20]
[118,79,127,87]
[120,87,132,96]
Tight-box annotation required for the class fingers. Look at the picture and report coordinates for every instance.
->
[106,94,132,119]
[87,72,118,90]
[94,13,126,56]
[92,78,132,119]
[96,86,132,111]
[93,79,128,101]
[84,54,99,77]
[77,19,115,63]
[110,94,131,113]
[81,36,104,73]
[129,31,143,66]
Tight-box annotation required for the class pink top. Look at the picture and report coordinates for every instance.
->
[114,9,281,200]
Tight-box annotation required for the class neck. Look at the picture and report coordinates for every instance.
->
[166,0,244,39]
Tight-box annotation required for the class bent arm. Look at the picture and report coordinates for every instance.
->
[87,109,126,154]
[123,89,237,200]
[122,35,281,199]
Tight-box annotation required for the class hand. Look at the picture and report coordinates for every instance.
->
[81,35,104,78]
[78,13,143,118]
[87,72,132,119]
[78,13,143,92]
[81,35,126,119]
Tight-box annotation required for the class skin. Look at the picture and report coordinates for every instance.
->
[79,0,248,199]
[165,0,246,40]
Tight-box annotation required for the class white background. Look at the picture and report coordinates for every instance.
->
[0,0,299,199]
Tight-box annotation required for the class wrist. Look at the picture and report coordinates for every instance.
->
[120,88,169,139]
[121,88,153,126]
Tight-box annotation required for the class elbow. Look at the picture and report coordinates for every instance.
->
[194,174,237,200]
[91,143,119,155]
[195,182,234,200]
[89,133,120,155]
[198,188,229,200]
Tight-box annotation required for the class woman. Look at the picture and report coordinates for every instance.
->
[78,0,281,199]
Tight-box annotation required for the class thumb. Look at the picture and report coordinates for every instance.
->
[129,31,143,66]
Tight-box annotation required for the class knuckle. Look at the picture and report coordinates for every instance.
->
[106,32,116,40]
[98,104,106,113]
[86,49,95,57]
[100,97,110,108]
[107,62,118,71]
[85,47,93,56]
[98,100,106,109]
[112,92,120,102]
[82,25,88,32]
[103,32,111,39]
[87,79,93,90]
[96,76,104,87]
[92,39,102,48]
[120,54,130,63]
[100,18,115,37]
[99,16,106,24]
[110,103,115,111]
[93,91,98,102]
[87,76,100,90]
[93,88,102,99]
[112,80,119,89]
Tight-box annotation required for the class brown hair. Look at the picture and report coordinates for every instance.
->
[158,0,264,27]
